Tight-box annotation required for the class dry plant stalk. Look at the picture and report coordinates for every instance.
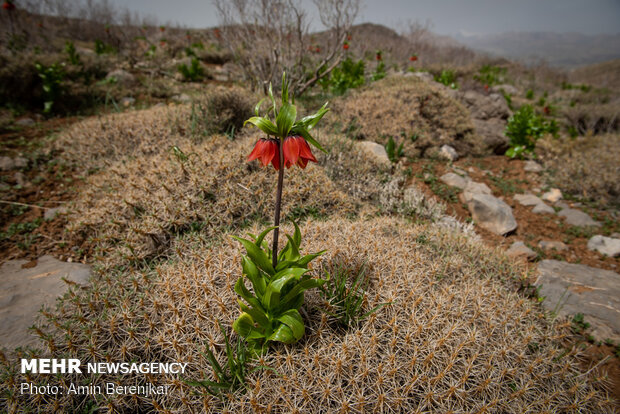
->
[213,0,359,95]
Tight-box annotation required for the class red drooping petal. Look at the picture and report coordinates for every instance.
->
[297,156,309,169]
[272,149,280,170]
[283,136,300,169]
[247,139,265,162]
[298,137,318,163]
[260,140,276,167]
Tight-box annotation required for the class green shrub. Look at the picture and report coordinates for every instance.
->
[178,57,205,82]
[525,89,534,99]
[384,136,404,163]
[434,69,458,89]
[35,61,65,114]
[319,57,365,95]
[94,39,116,55]
[505,104,558,158]
[65,41,81,66]
[371,61,386,82]
[319,264,389,328]
[473,64,506,86]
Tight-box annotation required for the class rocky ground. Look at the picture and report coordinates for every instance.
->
[1,67,619,409]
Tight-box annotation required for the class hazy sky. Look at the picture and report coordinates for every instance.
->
[108,0,620,36]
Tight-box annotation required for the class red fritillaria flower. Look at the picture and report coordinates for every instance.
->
[248,136,317,170]
[3,1,16,10]
[410,55,418,62]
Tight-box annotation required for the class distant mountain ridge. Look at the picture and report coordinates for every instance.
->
[453,31,620,68]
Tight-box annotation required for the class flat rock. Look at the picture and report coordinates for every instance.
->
[0,156,28,171]
[106,69,135,86]
[538,240,568,252]
[542,188,562,203]
[440,172,468,189]
[558,208,601,227]
[532,202,555,214]
[467,193,517,235]
[514,193,542,206]
[523,160,543,173]
[15,118,35,127]
[472,118,510,154]
[506,241,536,261]
[0,255,91,349]
[535,260,620,342]
[439,145,458,161]
[587,235,620,257]
[44,207,68,221]
[461,180,493,203]
[358,141,390,166]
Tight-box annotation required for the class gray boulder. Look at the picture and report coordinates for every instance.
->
[459,91,511,120]
[0,255,91,349]
[440,172,468,190]
[558,208,601,227]
[535,260,620,342]
[587,235,620,257]
[439,145,458,161]
[467,193,517,235]
[506,241,536,261]
[358,141,390,166]
[472,118,510,154]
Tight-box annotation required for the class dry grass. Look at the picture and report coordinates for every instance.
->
[1,218,614,412]
[538,133,620,207]
[328,75,485,158]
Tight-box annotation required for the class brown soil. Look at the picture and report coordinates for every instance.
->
[406,154,620,407]
[0,117,90,265]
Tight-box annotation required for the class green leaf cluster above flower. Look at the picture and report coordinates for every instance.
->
[232,223,326,353]
[244,73,329,153]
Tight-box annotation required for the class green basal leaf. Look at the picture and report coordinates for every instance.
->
[232,236,275,275]
[276,309,304,340]
[292,221,301,249]
[244,116,278,136]
[267,324,296,344]
[293,127,327,154]
[234,278,265,312]
[284,235,300,261]
[297,250,326,267]
[277,244,290,263]
[276,102,297,138]
[239,301,270,330]
[232,313,256,338]
[278,278,325,312]
[241,256,266,296]
[262,270,306,310]
[254,226,277,248]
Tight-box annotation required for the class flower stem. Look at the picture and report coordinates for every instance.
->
[272,138,285,268]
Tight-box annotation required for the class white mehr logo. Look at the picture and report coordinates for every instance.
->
[21,359,82,374]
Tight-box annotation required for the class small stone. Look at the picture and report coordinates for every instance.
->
[514,193,542,206]
[506,241,537,261]
[611,232,620,239]
[14,172,26,187]
[439,145,458,161]
[44,207,68,221]
[532,203,555,214]
[106,69,135,86]
[523,160,543,173]
[542,188,562,203]
[121,97,135,107]
[460,181,493,203]
[467,193,517,235]
[358,141,390,166]
[587,235,620,257]
[491,84,519,95]
[0,156,27,171]
[172,93,191,103]
[532,187,541,193]
[15,118,35,127]
[538,240,568,252]
[558,208,601,227]
[440,173,468,190]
